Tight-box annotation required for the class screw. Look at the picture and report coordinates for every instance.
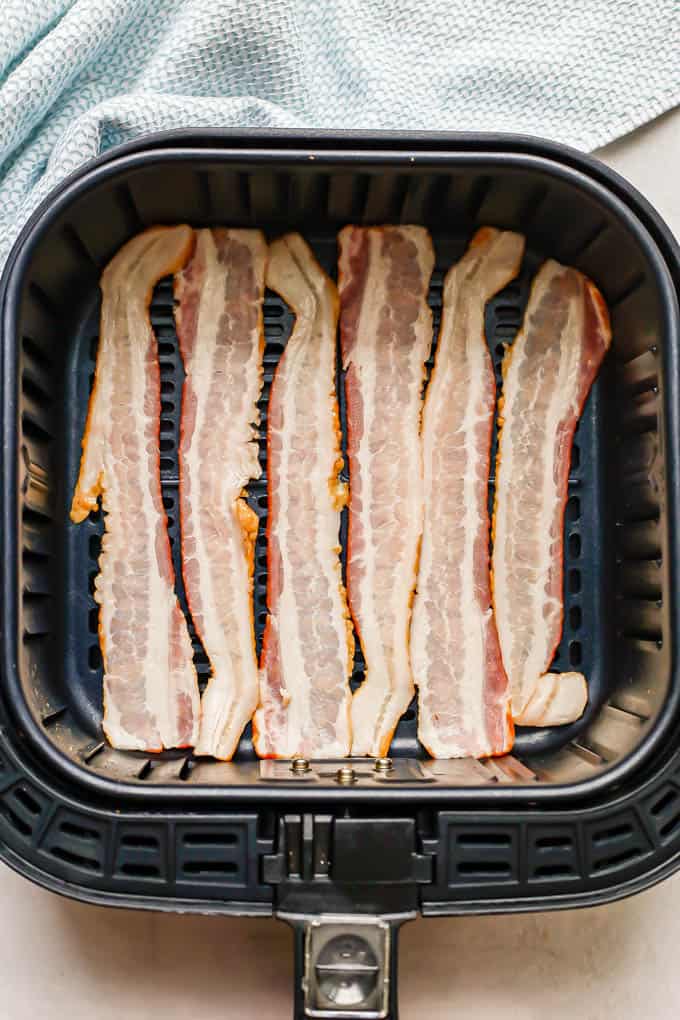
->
[291,757,310,774]
[374,757,394,773]
[336,765,357,784]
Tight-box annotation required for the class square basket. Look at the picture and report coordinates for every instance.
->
[2,130,680,1019]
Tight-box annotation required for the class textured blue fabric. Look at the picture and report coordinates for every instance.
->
[1,0,678,267]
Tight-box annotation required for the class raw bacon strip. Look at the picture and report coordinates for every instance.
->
[492,259,611,726]
[71,225,200,751]
[338,225,435,757]
[175,229,266,760]
[411,228,524,758]
[253,234,353,758]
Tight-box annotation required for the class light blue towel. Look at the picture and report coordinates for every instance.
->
[1,0,678,269]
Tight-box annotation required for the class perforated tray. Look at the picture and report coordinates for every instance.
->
[63,238,601,765]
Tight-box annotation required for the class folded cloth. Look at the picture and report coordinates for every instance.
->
[1,0,678,268]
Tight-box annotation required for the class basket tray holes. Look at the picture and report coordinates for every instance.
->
[264,303,285,320]
[568,533,581,558]
[568,569,581,594]
[88,534,101,560]
[494,304,521,324]
[566,496,581,523]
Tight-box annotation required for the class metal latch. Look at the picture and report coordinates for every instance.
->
[301,915,391,1018]
[282,911,412,1020]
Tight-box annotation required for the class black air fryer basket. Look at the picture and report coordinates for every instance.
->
[1,130,680,1019]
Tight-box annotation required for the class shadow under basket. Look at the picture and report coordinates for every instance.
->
[2,134,680,1018]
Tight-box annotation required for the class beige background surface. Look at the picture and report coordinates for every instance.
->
[1,107,679,1019]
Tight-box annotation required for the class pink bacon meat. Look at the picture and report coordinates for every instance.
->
[338,225,435,757]
[71,225,200,751]
[175,229,266,760]
[411,228,524,758]
[253,234,353,759]
[492,259,611,726]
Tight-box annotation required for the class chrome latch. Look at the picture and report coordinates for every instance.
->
[302,916,390,1018]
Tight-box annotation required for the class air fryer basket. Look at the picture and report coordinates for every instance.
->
[2,131,680,1019]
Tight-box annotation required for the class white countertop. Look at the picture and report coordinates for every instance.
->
[1,107,679,1020]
